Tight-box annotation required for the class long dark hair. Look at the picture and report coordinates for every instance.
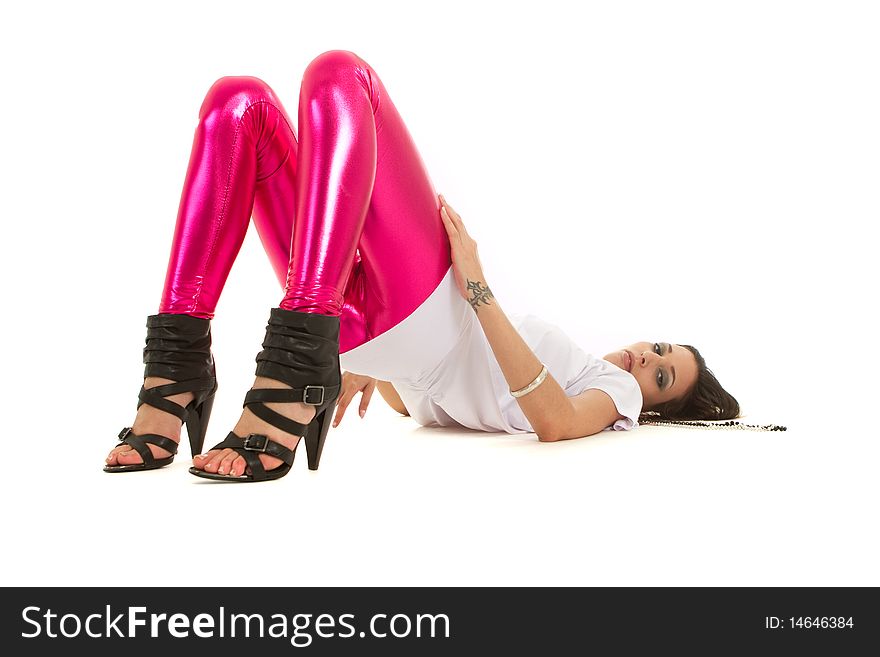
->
[639,344,739,423]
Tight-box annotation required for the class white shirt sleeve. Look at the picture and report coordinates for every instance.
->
[577,362,644,431]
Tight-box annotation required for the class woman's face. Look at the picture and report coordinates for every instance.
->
[604,342,699,410]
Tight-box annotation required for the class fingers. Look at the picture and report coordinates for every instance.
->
[439,194,463,225]
[439,194,470,243]
[333,377,357,427]
[439,203,459,238]
[333,392,351,427]
[359,379,376,418]
[333,373,355,427]
[439,193,455,215]
[333,377,377,427]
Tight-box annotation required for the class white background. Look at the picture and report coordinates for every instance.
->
[0,0,877,586]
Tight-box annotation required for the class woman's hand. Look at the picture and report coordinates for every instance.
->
[438,194,491,308]
[333,371,377,427]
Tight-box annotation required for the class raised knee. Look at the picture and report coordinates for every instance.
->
[306,49,364,74]
[200,75,274,120]
[302,50,368,94]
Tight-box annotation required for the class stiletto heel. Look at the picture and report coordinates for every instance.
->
[305,407,333,471]
[190,307,340,483]
[105,313,218,473]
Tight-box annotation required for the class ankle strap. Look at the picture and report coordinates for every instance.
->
[243,387,338,437]
[245,386,339,407]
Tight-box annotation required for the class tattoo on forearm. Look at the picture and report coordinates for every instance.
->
[466,279,495,312]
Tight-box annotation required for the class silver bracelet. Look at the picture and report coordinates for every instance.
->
[510,364,548,398]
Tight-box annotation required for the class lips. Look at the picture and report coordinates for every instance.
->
[623,350,632,372]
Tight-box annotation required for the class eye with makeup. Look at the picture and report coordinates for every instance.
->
[654,342,667,389]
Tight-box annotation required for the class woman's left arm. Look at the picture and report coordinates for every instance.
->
[438,195,576,441]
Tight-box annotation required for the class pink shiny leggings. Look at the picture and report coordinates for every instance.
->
[158,50,452,354]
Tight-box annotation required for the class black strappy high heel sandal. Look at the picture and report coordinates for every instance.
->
[189,307,340,483]
[105,313,218,473]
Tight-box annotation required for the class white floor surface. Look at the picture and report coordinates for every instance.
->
[2,396,875,587]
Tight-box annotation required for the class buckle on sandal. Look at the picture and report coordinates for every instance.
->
[243,433,269,452]
[303,386,325,405]
[118,427,133,441]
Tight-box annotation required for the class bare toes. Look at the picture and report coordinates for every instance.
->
[116,448,143,465]
[218,451,238,476]
[229,455,247,477]
[204,449,229,473]
[106,446,129,464]
[193,450,218,472]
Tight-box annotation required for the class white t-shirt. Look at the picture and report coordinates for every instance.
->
[391,312,643,434]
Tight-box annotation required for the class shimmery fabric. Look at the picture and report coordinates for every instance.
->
[158,50,451,354]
